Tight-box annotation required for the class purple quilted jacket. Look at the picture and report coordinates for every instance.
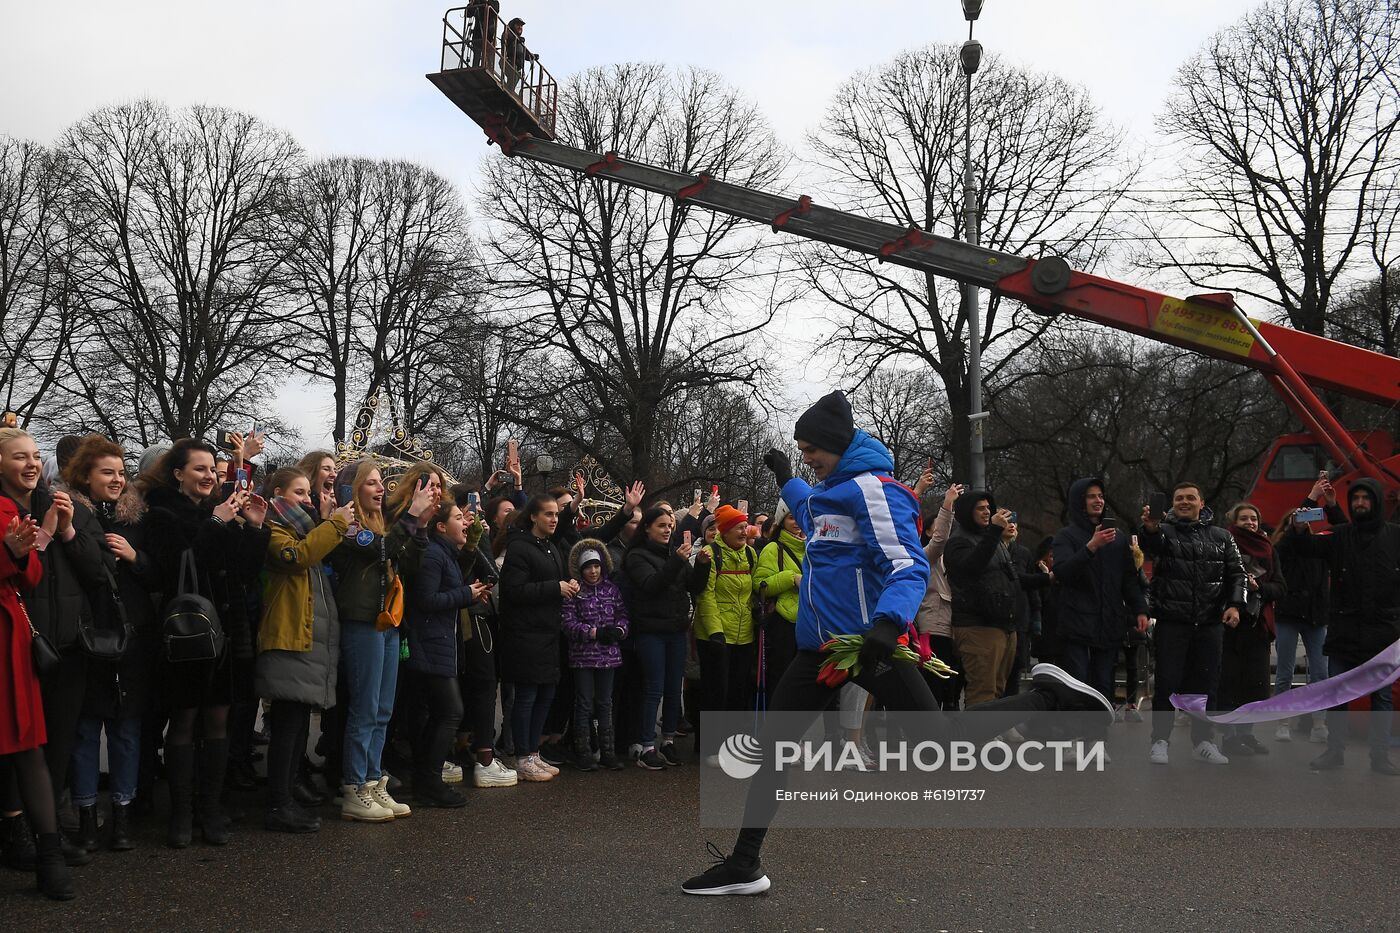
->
[561,578,629,669]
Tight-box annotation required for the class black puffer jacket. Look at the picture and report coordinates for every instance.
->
[1137,508,1248,627]
[8,486,106,650]
[143,484,270,659]
[498,527,566,684]
[1052,477,1147,647]
[1288,478,1400,662]
[944,491,1021,630]
[623,538,703,635]
[68,488,163,718]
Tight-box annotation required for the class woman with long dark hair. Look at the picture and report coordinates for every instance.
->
[1219,502,1286,757]
[139,439,269,848]
[624,506,705,771]
[498,494,571,782]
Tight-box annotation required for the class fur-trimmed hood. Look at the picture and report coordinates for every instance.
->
[568,536,613,579]
[62,483,149,526]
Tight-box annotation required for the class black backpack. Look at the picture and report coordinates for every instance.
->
[162,549,226,663]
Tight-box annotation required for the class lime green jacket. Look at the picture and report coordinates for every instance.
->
[694,538,758,645]
[754,531,805,625]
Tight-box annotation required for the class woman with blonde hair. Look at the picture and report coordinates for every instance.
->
[0,427,74,898]
[329,459,436,821]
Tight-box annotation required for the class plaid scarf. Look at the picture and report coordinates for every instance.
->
[269,497,316,538]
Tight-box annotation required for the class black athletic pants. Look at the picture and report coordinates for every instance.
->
[732,651,1054,862]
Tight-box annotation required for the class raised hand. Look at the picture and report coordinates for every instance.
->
[50,489,74,534]
[1086,526,1117,552]
[624,480,645,511]
[242,492,269,528]
[1140,504,1161,533]
[4,515,39,557]
[410,481,437,519]
[991,508,1013,529]
[913,469,935,499]
[762,448,793,486]
[942,484,963,510]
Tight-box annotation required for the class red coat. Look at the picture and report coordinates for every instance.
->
[0,496,45,754]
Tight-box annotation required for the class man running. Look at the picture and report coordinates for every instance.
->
[681,390,1115,895]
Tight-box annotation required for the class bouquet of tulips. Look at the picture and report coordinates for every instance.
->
[816,631,958,688]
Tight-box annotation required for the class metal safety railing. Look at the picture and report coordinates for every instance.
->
[439,5,558,136]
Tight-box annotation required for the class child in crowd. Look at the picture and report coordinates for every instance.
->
[561,539,629,771]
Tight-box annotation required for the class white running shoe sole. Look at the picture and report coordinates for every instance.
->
[683,875,772,896]
[474,773,519,788]
[1029,663,1114,721]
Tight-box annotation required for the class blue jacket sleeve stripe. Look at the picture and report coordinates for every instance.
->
[854,474,916,575]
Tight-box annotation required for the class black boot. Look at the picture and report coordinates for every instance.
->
[0,812,36,870]
[197,738,231,845]
[36,833,76,901]
[61,835,92,866]
[165,743,195,849]
[598,720,623,771]
[292,757,326,807]
[75,805,100,852]
[573,733,597,772]
[108,802,135,852]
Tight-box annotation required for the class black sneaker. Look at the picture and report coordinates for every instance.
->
[682,842,771,895]
[659,742,683,767]
[1310,747,1345,771]
[1029,663,1114,726]
[539,742,568,767]
[1220,735,1253,757]
[637,748,667,771]
[1371,756,1400,776]
[415,781,468,809]
[1240,734,1269,755]
[264,804,321,834]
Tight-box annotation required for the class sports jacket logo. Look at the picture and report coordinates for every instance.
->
[813,514,857,542]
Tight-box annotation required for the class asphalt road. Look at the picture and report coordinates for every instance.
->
[3,743,1397,932]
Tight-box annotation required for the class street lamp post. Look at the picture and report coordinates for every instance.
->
[959,1,987,490]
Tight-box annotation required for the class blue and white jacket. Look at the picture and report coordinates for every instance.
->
[780,430,930,650]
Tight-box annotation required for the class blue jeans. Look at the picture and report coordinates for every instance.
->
[1273,619,1327,694]
[636,632,687,748]
[511,683,557,755]
[72,715,141,806]
[573,667,617,735]
[341,621,400,786]
[1327,654,1394,758]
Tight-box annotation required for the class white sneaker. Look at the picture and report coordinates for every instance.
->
[474,759,519,788]
[629,743,644,761]
[1149,740,1169,765]
[1193,740,1229,765]
[372,775,412,817]
[1275,723,1292,742]
[340,783,394,822]
[1310,724,1329,744]
[519,754,556,783]
[441,762,464,784]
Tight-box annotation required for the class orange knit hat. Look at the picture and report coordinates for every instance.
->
[714,504,748,535]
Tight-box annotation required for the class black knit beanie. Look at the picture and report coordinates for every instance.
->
[794,390,856,455]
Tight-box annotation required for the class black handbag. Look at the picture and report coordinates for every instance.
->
[15,592,60,677]
[161,550,225,663]
[78,565,134,662]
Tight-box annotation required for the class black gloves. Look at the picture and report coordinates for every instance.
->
[858,617,904,673]
[708,631,726,644]
[763,448,793,486]
[596,625,625,645]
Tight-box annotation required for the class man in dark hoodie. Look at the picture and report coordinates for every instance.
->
[944,490,1022,705]
[1287,478,1400,775]
[1052,478,1148,704]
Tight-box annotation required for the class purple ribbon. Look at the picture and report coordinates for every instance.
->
[1172,638,1400,724]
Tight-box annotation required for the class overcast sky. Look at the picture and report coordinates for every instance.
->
[0,0,1260,450]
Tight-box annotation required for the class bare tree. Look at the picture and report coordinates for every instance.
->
[0,137,79,428]
[798,45,1133,480]
[479,63,789,490]
[847,368,948,484]
[1148,0,1400,335]
[60,101,302,442]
